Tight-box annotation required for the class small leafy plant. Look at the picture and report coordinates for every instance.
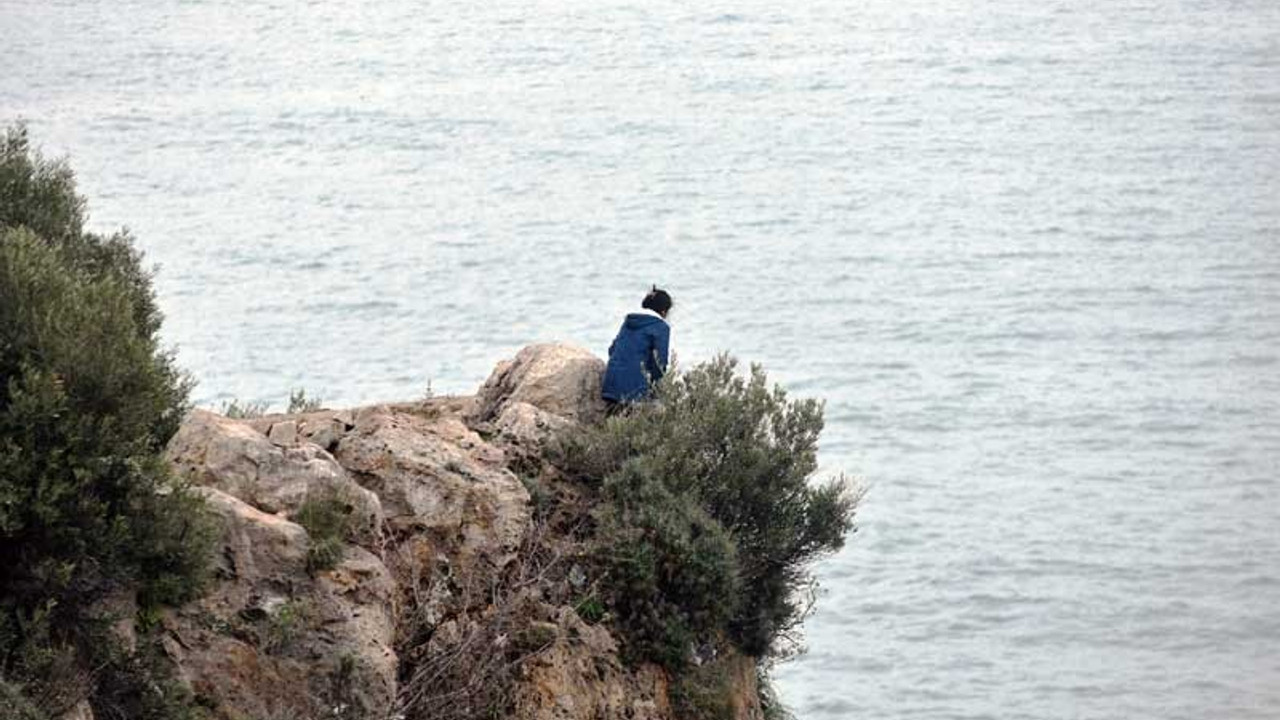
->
[287,388,323,414]
[220,398,270,419]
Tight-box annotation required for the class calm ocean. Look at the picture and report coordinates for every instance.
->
[3,0,1278,717]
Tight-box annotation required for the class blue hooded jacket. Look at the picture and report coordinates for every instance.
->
[602,312,670,402]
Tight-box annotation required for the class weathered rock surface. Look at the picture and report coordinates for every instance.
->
[334,404,531,608]
[512,606,671,720]
[469,344,608,467]
[490,399,576,455]
[167,410,382,544]
[147,343,762,720]
[473,343,607,427]
[161,487,396,720]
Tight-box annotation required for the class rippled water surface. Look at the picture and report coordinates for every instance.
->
[4,0,1279,717]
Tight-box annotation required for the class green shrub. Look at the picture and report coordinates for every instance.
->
[596,459,740,668]
[0,125,84,243]
[325,652,386,720]
[0,604,206,720]
[0,123,211,716]
[0,604,86,719]
[294,488,355,572]
[87,633,209,720]
[569,355,858,660]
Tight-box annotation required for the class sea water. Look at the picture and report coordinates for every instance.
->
[3,0,1278,717]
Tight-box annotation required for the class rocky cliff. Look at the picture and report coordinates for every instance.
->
[151,344,763,720]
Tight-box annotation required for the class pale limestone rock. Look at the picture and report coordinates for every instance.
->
[166,410,382,545]
[300,416,345,451]
[472,343,606,426]
[267,419,298,446]
[492,400,574,452]
[311,546,398,712]
[334,406,530,578]
[164,487,396,720]
[196,486,310,579]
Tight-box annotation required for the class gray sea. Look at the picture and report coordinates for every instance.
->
[4,0,1278,717]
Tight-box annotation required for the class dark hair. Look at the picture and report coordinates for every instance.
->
[642,286,673,317]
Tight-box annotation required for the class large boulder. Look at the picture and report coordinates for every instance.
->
[472,344,606,427]
[470,344,606,458]
[166,410,382,544]
[163,487,397,720]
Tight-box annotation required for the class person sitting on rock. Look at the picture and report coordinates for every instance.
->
[601,287,673,412]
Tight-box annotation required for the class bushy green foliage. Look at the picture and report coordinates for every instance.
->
[570,355,858,661]
[597,460,740,668]
[294,488,355,572]
[326,652,376,720]
[0,605,86,718]
[86,633,209,720]
[0,123,211,716]
[0,607,207,720]
[573,593,605,624]
[0,126,84,243]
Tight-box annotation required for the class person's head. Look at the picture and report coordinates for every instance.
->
[642,286,673,318]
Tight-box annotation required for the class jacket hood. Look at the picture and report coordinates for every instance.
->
[622,313,666,330]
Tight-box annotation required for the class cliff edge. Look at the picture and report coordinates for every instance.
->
[152,344,764,720]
